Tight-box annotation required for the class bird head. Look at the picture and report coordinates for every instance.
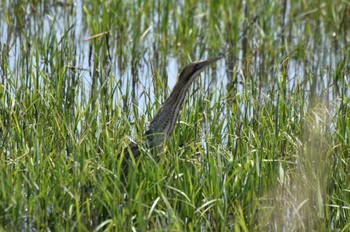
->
[178,55,224,84]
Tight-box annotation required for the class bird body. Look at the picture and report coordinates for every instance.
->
[122,56,223,170]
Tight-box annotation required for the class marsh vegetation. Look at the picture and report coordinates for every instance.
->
[0,0,349,231]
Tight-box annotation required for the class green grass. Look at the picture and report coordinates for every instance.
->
[1,0,350,231]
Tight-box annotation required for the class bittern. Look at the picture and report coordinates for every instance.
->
[122,55,223,170]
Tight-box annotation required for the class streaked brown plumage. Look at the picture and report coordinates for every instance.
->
[121,55,223,173]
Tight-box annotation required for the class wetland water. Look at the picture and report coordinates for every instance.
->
[1,1,347,112]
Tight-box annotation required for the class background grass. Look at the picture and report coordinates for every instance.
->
[1,0,349,231]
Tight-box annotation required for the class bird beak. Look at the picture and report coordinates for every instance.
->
[194,54,224,71]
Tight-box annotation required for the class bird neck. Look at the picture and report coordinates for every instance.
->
[166,79,188,107]
[147,79,190,138]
